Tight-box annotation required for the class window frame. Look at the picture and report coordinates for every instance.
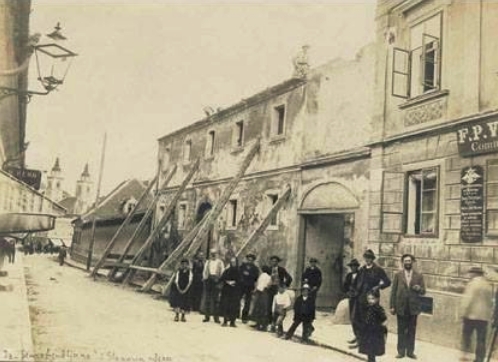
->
[485,159,498,237]
[265,191,280,230]
[232,120,245,149]
[205,130,216,159]
[404,166,440,238]
[225,198,239,230]
[271,104,287,138]
[183,139,192,165]
[391,11,443,100]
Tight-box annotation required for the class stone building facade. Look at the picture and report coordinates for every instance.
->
[156,45,375,308]
[371,0,498,348]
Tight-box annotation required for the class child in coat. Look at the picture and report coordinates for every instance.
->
[359,290,387,362]
[284,284,315,342]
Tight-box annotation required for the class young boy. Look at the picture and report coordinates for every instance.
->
[271,283,293,336]
[284,284,316,342]
[359,290,387,362]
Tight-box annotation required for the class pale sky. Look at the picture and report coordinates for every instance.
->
[25,1,377,197]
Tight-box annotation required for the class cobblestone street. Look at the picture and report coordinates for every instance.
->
[22,255,357,362]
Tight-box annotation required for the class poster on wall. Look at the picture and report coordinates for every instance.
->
[460,166,484,243]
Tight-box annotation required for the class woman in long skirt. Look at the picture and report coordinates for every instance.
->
[170,259,193,322]
[219,257,241,327]
[250,265,272,331]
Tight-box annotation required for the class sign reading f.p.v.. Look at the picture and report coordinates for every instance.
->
[457,118,498,157]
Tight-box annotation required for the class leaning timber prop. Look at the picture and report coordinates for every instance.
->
[141,138,261,294]
[122,158,201,285]
[106,166,178,280]
[90,172,160,278]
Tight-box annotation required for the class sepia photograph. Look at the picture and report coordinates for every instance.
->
[1,0,498,361]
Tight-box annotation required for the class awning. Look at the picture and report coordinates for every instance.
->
[0,213,56,233]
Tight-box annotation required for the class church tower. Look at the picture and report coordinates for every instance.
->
[45,158,64,202]
[74,163,94,214]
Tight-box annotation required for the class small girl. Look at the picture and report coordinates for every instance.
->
[170,258,193,322]
[359,290,387,362]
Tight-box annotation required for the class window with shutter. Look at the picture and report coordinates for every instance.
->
[381,171,405,233]
[486,160,498,236]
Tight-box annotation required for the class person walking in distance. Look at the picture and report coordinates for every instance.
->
[459,267,493,362]
[239,253,260,323]
[170,259,193,322]
[190,250,205,312]
[351,249,391,349]
[202,249,224,323]
[343,258,360,345]
[390,254,426,359]
[58,245,67,266]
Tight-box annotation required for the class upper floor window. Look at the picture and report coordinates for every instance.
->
[233,120,245,148]
[183,139,192,163]
[392,13,442,99]
[272,105,286,136]
[206,130,215,157]
[178,202,187,229]
[161,147,171,171]
[226,199,238,229]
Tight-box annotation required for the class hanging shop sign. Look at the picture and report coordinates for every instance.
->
[457,119,498,157]
[4,167,42,190]
[460,166,484,243]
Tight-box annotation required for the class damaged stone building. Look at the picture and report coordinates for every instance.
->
[372,0,498,348]
[155,44,375,309]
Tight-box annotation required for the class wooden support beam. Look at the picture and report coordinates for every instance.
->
[107,166,177,280]
[122,159,200,285]
[139,211,209,292]
[90,174,159,278]
[149,139,261,295]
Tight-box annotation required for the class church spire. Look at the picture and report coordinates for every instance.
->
[52,157,61,172]
[81,163,90,178]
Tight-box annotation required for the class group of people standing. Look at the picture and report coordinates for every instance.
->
[344,250,427,362]
[168,249,322,342]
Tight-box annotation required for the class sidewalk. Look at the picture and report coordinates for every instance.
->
[0,252,34,362]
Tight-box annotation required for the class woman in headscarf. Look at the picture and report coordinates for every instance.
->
[169,258,193,322]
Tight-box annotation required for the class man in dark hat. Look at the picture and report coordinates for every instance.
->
[239,253,260,323]
[351,249,391,349]
[390,254,426,359]
[343,258,360,345]
[267,255,293,330]
[460,267,493,362]
[284,283,315,342]
[302,257,322,303]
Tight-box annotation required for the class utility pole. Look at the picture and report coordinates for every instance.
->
[86,132,107,272]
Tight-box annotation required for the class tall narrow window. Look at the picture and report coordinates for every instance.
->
[486,160,498,235]
[227,199,238,227]
[267,194,279,226]
[178,203,187,229]
[234,121,244,147]
[273,105,286,136]
[406,167,439,235]
[183,140,192,163]
[206,131,215,157]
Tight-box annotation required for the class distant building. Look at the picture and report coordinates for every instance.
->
[71,179,153,266]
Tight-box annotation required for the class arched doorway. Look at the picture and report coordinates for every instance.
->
[196,201,213,256]
[298,182,359,309]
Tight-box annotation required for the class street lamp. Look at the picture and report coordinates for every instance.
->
[0,23,78,99]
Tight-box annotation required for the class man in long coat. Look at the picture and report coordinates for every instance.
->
[351,249,391,349]
[390,254,426,359]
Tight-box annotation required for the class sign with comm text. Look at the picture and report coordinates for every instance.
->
[457,118,498,157]
[460,166,484,243]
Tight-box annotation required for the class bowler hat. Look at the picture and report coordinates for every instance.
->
[309,257,318,263]
[302,283,311,290]
[347,258,360,267]
[363,249,376,260]
[246,253,256,261]
[468,266,484,275]
[180,258,189,264]
[270,255,281,262]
